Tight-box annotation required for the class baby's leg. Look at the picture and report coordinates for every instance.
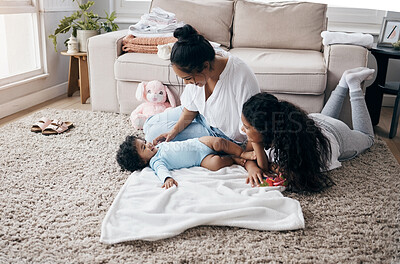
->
[201,154,234,171]
[199,137,255,167]
[199,136,243,157]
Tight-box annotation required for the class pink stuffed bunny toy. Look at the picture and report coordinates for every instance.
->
[130,80,176,129]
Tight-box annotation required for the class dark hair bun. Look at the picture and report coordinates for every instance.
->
[174,24,202,43]
[170,24,215,73]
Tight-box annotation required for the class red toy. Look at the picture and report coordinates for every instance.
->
[259,175,288,187]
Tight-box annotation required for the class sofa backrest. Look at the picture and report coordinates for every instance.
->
[150,0,234,48]
[232,1,327,51]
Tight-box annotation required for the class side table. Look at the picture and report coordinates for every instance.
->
[61,51,90,104]
[365,44,400,138]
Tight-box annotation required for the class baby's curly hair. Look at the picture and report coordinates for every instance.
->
[116,135,147,172]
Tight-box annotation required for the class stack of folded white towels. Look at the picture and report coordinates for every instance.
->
[128,7,185,38]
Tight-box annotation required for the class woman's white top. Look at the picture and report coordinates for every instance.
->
[180,53,260,142]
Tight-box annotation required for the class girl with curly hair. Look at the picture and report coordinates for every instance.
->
[241,67,375,192]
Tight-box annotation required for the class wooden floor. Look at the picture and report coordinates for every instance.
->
[1,93,399,164]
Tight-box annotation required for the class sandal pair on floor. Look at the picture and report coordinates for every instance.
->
[31,117,73,135]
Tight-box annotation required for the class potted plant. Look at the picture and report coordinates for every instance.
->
[49,0,119,52]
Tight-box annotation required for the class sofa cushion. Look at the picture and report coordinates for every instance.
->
[229,48,326,95]
[115,53,180,85]
[150,0,234,47]
[115,48,327,95]
[271,93,325,113]
[232,0,327,51]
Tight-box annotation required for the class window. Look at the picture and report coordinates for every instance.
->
[0,0,44,88]
[304,0,390,34]
[308,0,398,12]
[327,7,386,34]
[113,0,151,23]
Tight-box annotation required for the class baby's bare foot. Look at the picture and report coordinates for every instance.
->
[232,157,246,166]
[241,151,256,160]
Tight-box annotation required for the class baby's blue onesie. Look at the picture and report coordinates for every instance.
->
[149,138,216,182]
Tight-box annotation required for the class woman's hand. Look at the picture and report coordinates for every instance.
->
[162,177,178,189]
[152,108,198,145]
[153,130,178,145]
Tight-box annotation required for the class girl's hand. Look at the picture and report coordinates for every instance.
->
[153,130,178,145]
[245,164,266,187]
[162,177,178,189]
[248,135,263,144]
[240,151,256,160]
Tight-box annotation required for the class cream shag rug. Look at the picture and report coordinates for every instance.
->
[0,109,399,263]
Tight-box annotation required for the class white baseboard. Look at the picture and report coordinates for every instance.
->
[0,82,67,119]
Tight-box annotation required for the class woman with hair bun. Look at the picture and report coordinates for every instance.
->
[144,24,260,144]
[143,24,263,178]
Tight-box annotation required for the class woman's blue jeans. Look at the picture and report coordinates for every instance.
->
[143,106,233,143]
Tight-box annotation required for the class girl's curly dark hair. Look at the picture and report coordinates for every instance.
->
[116,135,147,172]
[242,92,334,193]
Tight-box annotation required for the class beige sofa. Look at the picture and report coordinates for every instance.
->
[88,0,369,126]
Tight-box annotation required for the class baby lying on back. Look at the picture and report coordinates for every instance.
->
[116,136,255,189]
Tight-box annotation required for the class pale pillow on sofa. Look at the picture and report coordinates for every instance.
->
[232,0,327,51]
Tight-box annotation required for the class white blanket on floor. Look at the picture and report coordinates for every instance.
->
[100,166,305,243]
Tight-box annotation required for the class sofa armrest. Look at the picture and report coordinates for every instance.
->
[87,29,128,112]
[323,44,369,126]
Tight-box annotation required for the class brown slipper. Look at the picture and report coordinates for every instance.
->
[42,119,73,135]
[31,117,52,133]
